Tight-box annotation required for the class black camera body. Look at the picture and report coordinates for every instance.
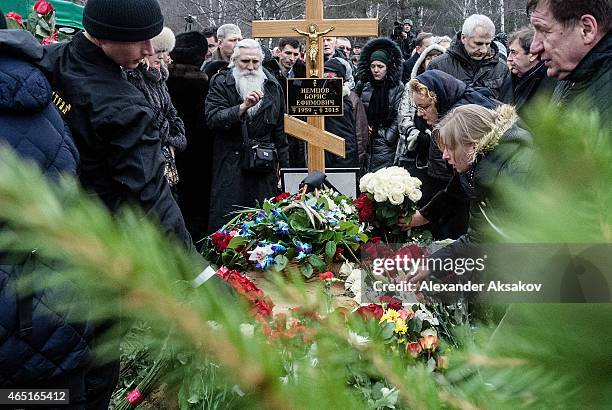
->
[391,21,403,41]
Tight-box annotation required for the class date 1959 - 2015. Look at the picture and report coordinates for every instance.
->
[0,389,69,405]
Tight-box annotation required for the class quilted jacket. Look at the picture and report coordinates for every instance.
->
[0,54,91,387]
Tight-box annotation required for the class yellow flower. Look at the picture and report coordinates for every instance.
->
[394,318,408,334]
[380,309,400,324]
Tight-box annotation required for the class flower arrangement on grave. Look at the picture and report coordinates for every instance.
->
[352,297,448,371]
[354,166,423,243]
[201,189,368,278]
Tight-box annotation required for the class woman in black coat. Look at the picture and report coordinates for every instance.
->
[355,38,404,173]
[408,104,533,282]
[396,69,496,239]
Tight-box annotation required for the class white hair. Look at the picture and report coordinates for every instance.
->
[217,23,242,40]
[462,14,495,38]
[229,39,263,67]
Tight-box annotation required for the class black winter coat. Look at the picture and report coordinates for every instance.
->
[552,32,611,126]
[427,32,510,99]
[0,55,90,387]
[421,106,533,275]
[166,63,212,242]
[28,32,192,248]
[499,61,556,115]
[205,68,289,232]
[356,38,404,173]
[325,96,359,168]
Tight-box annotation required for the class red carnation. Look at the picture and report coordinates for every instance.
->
[274,192,291,203]
[319,271,334,281]
[354,193,375,222]
[252,299,274,318]
[355,304,384,321]
[34,0,54,15]
[379,295,403,311]
[41,32,58,45]
[5,12,23,25]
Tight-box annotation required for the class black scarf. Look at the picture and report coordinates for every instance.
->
[367,79,390,126]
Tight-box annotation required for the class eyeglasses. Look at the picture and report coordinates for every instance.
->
[338,46,352,52]
[412,103,432,113]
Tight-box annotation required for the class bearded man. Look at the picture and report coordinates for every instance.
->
[205,39,289,232]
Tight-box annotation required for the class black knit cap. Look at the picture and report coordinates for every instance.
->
[83,0,164,42]
[324,58,347,79]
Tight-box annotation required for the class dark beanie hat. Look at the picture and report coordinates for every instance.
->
[324,58,347,79]
[170,31,207,66]
[83,0,164,42]
[0,9,7,30]
[370,50,389,65]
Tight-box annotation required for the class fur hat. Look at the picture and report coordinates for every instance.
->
[152,27,175,52]
[170,31,207,66]
[83,0,163,42]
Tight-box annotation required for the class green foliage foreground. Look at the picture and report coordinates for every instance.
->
[0,104,610,409]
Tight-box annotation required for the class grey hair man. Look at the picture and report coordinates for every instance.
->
[205,39,289,231]
[214,23,242,62]
[427,14,510,98]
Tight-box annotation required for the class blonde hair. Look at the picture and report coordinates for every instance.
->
[408,79,437,107]
[435,104,516,164]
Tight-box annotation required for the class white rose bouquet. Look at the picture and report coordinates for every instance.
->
[354,167,422,242]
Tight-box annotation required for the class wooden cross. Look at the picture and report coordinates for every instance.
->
[252,0,378,172]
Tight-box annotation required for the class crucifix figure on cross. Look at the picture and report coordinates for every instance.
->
[293,24,335,77]
[252,0,378,173]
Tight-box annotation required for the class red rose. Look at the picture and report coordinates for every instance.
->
[354,193,375,222]
[294,195,301,200]
[370,236,382,243]
[34,0,54,15]
[355,304,384,321]
[211,230,231,250]
[379,295,403,311]
[319,271,334,281]
[5,12,23,25]
[274,192,291,203]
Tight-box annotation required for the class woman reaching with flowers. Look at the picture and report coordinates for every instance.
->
[407,104,533,285]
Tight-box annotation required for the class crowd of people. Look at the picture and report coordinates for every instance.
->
[0,0,610,407]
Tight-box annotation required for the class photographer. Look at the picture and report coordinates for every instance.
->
[393,19,417,60]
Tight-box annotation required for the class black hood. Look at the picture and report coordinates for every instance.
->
[415,69,496,116]
[356,37,403,85]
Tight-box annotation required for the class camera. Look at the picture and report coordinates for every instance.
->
[391,21,403,41]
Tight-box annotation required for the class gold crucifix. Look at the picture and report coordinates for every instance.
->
[252,0,378,172]
[293,24,335,77]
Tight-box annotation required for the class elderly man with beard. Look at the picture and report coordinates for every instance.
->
[206,39,289,232]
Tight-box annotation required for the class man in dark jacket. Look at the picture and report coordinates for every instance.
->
[427,14,510,98]
[402,32,434,84]
[0,13,90,404]
[167,31,211,242]
[205,39,289,232]
[263,38,307,168]
[323,58,359,168]
[528,0,611,124]
[500,26,556,114]
[399,19,417,60]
